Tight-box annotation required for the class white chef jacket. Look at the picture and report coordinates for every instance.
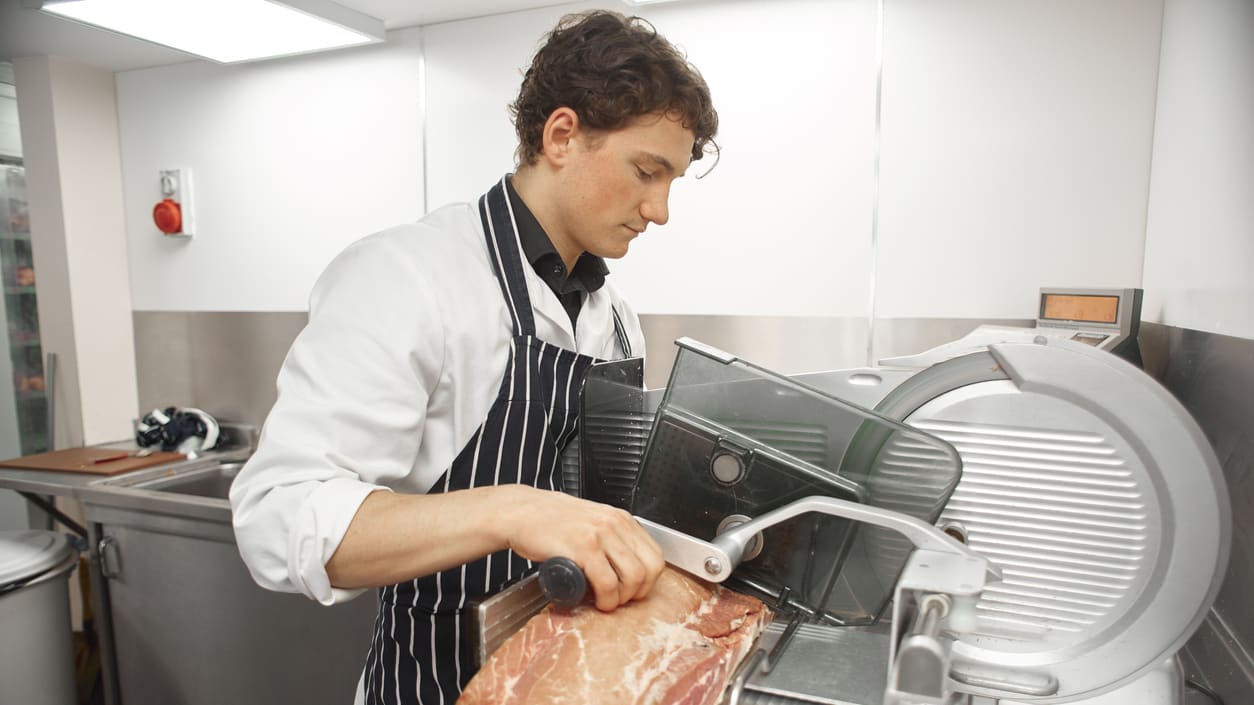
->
[229,200,646,606]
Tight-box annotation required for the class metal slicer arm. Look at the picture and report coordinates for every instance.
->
[712,495,1000,582]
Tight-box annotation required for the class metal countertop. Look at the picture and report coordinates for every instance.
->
[0,439,137,496]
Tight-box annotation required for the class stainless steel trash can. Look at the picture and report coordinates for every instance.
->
[0,530,79,705]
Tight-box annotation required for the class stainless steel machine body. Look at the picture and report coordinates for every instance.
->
[473,288,1228,705]
[585,334,1224,703]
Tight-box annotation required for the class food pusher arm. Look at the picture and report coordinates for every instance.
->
[640,495,999,584]
[541,496,998,609]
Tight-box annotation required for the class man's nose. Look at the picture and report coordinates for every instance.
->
[641,186,670,226]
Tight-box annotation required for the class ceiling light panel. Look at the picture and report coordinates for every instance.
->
[38,0,384,63]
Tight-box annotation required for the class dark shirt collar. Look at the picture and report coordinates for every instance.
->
[505,175,609,297]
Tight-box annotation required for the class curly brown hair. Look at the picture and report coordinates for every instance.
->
[510,10,718,167]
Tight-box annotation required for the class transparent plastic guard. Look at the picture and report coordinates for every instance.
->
[623,338,963,624]
[577,356,656,509]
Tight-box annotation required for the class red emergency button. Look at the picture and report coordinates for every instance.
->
[153,198,182,235]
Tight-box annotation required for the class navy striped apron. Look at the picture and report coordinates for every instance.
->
[362,177,632,705]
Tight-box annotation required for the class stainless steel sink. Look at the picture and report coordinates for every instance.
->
[82,453,252,524]
[126,461,243,499]
[84,422,258,509]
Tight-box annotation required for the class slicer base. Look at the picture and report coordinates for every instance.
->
[743,623,891,705]
[738,642,1184,705]
[993,656,1183,705]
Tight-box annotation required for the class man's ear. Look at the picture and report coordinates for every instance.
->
[540,107,580,165]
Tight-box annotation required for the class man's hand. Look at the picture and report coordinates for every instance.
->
[496,485,665,611]
[326,484,664,612]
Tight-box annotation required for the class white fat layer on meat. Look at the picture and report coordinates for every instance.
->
[624,617,710,699]
[495,654,525,694]
[571,620,596,703]
[622,588,732,702]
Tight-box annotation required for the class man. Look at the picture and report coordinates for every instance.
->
[230,9,718,704]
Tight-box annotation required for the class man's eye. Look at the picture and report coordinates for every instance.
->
[636,167,654,182]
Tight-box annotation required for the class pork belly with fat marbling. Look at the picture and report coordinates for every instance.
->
[458,567,770,705]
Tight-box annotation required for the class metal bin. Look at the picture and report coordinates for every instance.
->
[0,529,79,705]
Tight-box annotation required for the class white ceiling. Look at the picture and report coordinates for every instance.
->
[0,0,586,73]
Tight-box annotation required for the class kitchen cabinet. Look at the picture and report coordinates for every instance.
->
[88,509,375,705]
[79,454,377,705]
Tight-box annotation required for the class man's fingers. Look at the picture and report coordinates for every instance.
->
[635,518,666,591]
[614,520,665,602]
[585,514,663,609]
[633,538,666,600]
[605,545,646,606]
[580,556,621,611]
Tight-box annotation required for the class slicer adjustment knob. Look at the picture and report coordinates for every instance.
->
[717,514,764,562]
[710,451,746,484]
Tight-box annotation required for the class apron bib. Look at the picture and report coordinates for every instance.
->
[361,178,631,705]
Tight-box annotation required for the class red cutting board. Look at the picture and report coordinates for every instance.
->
[0,447,186,475]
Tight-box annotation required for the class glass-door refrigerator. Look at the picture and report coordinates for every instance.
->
[0,163,48,459]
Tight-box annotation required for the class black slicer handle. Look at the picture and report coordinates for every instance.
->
[538,556,586,609]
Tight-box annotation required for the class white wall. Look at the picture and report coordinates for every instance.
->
[109,0,1251,341]
[421,5,562,208]
[1143,0,1254,339]
[876,0,1164,320]
[117,29,425,311]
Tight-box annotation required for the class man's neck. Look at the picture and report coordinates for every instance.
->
[511,166,580,272]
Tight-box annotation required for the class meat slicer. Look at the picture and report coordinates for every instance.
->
[472,289,1230,705]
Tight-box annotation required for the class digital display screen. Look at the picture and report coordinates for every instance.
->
[1041,294,1119,324]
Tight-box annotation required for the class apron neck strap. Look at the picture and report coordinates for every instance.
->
[478,177,536,337]
[479,176,634,359]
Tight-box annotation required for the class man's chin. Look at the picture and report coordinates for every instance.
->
[594,243,632,260]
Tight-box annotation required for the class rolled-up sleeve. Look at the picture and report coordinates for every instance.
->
[230,228,445,605]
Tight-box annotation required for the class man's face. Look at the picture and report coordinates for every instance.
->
[553,112,696,261]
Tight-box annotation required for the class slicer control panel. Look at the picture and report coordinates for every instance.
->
[881,287,1144,368]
